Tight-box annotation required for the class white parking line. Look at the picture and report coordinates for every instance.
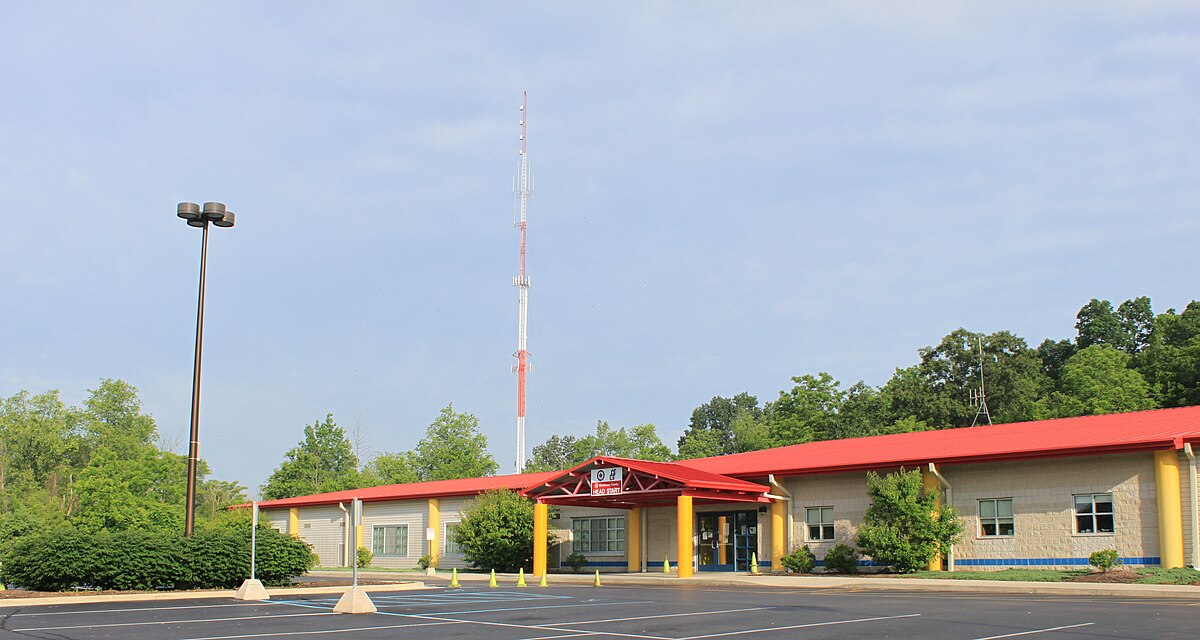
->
[12,611,334,632]
[675,613,923,639]
[3,601,266,618]
[179,620,455,640]
[972,622,1095,640]
[558,607,772,626]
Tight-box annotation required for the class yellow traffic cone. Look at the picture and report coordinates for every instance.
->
[449,567,461,588]
[539,572,548,587]
[488,569,499,588]
[663,554,671,573]
[750,552,759,575]
[516,568,527,587]
[593,570,602,587]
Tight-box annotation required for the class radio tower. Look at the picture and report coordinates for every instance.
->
[512,91,532,472]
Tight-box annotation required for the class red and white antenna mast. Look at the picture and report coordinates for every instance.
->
[512,91,532,472]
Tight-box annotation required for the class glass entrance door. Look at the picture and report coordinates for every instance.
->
[697,510,757,571]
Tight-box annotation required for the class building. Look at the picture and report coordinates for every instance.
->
[256,406,1200,574]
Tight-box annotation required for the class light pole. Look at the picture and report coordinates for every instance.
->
[177,201,235,537]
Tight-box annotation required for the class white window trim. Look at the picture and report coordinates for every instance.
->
[1072,493,1116,537]
[571,515,626,557]
[805,506,835,542]
[443,521,462,556]
[371,523,411,557]
[976,498,1015,539]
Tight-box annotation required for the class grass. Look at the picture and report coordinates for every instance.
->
[314,566,427,573]
[903,569,1088,582]
[901,567,1200,585]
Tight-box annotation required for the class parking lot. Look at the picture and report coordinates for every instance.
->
[1,584,1196,640]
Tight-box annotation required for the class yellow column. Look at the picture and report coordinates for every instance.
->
[627,508,642,572]
[1155,450,1184,568]
[533,501,549,577]
[771,500,786,571]
[428,498,440,569]
[717,516,728,564]
[676,495,693,578]
[288,507,299,538]
[355,525,362,552]
[922,469,943,571]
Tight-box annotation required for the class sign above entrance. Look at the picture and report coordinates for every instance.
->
[590,467,624,495]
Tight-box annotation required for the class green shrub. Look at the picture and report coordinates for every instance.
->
[564,552,588,573]
[417,554,431,570]
[780,546,816,573]
[454,490,555,572]
[823,543,859,574]
[0,523,314,591]
[1089,549,1121,573]
[856,469,963,573]
[359,547,374,569]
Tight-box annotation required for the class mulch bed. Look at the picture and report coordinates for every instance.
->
[1067,570,1143,583]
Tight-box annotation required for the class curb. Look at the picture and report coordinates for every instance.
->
[0,581,426,608]
[308,570,1200,600]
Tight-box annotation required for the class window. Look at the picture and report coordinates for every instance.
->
[978,499,1014,537]
[572,516,625,553]
[444,523,462,555]
[806,507,835,541]
[1074,494,1114,534]
[372,525,408,556]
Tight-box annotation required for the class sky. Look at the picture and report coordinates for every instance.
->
[2,2,1197,498]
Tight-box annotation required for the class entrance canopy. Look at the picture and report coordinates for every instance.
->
[520,456,771,509]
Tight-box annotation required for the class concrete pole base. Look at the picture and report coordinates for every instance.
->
[333,586,377,614]
[233,579,269,601]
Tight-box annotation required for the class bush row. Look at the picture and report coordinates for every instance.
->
[780,543,860,574]
[0,525,316,591]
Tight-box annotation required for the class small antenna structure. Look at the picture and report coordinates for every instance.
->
[970,335,992,426]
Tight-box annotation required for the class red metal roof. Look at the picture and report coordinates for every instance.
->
[254,471,560,509]
[252,407,1200,510]
[684,406,1200,478]
[520,455,770,507]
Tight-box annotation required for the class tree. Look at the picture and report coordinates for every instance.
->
[1037,338,1076,383]
[411,405,498,482]
[856,469,962,573]
[363,451,421,485]
[1076,299,1123,350]
[453,489,541,572]
[262,414,359,500]
[1137,301,1200,407]
[886,330,1047,429]
[1117,297,1154,354]
[624,424,673,461]
[676,393,761,458]
[837,382,893,439]
[764,373,844,446]
[1038,345,1156,418]
[523,435,579,473]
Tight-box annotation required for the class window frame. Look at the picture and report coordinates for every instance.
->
[444,522,462,555]
[571,516,626,555]
[805,506,835,542]
[1073,493,1115,535]
[977,498,1015,538]
[371,524,410,557]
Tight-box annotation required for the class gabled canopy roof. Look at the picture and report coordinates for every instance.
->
[520,455,770,508]
[685,406,1200,478]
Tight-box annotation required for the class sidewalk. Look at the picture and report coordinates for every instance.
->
[308,568,1200,600]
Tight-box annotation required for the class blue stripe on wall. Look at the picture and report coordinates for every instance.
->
[955,557,1160,567]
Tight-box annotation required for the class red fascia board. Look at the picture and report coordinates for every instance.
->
[731,440,1191,480]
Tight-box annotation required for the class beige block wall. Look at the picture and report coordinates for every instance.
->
[945,453,1157,566]
[555,505,632,572]
[783,471,872,561]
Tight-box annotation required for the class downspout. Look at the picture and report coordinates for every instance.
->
[1185,444,1199,570]
[768,474,794,556]
[337,502,350,568]
[927,463,954,572]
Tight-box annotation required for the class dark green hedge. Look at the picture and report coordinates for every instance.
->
[1,525,315,591]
